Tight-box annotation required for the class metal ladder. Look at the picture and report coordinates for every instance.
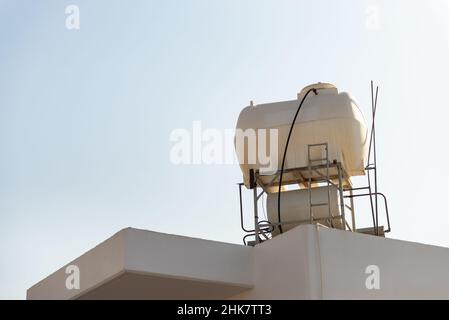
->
[307,143,334,227]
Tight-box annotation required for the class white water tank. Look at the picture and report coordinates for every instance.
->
[235,83,368,190]
[266,186,343,236]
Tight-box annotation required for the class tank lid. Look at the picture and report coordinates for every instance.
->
[298,83,337,99]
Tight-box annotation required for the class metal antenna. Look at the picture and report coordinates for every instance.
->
[373,84,379,236]
[367,81,379,235]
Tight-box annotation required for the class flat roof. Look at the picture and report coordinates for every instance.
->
[28,225,449,299]
[27,228,253,300]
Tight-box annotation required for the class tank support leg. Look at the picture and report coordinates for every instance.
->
[253,187,260,245]
[337,163,346,230]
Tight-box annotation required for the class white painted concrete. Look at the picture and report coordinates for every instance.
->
[233,225,449,299]
[317,227,449,299]
[27,229,125,300]
[27,228,253,300]
[231,224,321,299]
[28,225,449,299]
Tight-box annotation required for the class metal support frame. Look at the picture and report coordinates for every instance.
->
[337,162,346,230]
[253,187,259,245]
[238,165,391,245]
[239,143,352,245]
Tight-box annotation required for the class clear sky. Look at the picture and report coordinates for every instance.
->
[1,0,449,299]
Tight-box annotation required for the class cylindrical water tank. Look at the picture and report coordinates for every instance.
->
[235,83,368,190]
[266,186,343,236]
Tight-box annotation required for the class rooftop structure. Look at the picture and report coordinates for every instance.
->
[27,225,449,299]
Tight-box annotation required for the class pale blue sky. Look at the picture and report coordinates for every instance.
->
[1,0,449,299]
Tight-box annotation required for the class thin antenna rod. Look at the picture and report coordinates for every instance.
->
[367,82,379,165]
[373,85,379,235]
[366,81,377,234]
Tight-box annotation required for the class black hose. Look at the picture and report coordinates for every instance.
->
[277,88,318,234]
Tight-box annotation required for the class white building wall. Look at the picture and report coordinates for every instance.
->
[231,224,322,299]
[27,225,449,299]
[318,227,449,299]
[233,224,449,299]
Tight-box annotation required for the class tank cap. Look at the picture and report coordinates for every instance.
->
[298,82,337,99]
